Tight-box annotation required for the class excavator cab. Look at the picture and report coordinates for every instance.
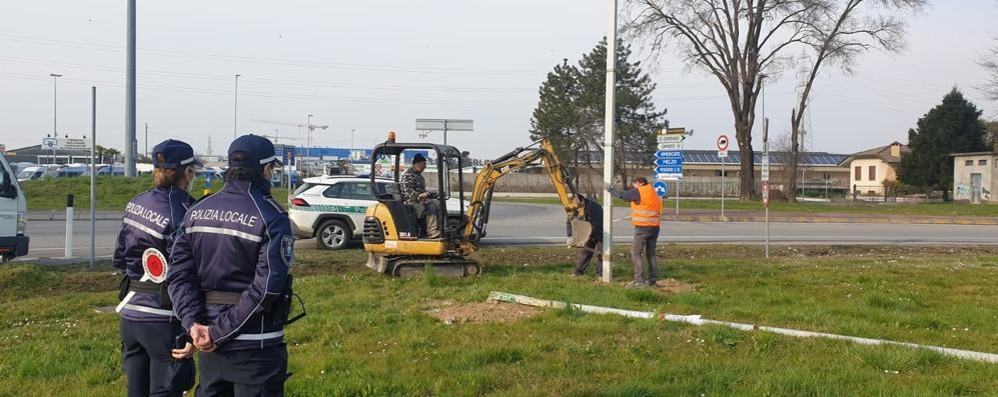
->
[362,140,480,277]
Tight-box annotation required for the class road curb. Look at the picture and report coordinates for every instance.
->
[667,215,998,225]
[26,211,122,221]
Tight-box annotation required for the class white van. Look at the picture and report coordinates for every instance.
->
[0,152,28,261]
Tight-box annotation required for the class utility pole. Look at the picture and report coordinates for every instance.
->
[124,0,137,176]
[600,0,617,284]
[233,74,240,140]
[50,73,61,165]
[351,128,356,156]
[144,123,148,158]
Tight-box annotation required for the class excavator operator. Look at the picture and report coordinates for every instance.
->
[400,153,442,238]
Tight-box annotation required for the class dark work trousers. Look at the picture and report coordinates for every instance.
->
[197,344,288,397]
[632,226,660,284]
[574,237,603,276]
[120,319,190,397]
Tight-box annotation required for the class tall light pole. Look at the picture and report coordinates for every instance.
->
[125,0,137,176]
[306,114,313,175]
[600,0,617,284]
[350,128,356,156]
[49,74,61,165]
[233,74,241,140]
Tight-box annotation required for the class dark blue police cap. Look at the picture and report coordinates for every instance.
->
[228,134,283,167]
[151,139,202,169]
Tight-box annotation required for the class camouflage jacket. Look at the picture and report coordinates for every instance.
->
[400,167,435,205]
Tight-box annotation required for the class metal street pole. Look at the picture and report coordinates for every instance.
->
[764,118,770,258]
[50,73,61,165]
[721,157,725,218]
[234,74,240,140]
[144,123,148,158]
[125,0,137,177]
[351,128,356,155]
[90,86,97,269]
[307,114,313,175]
[600,0,617,284]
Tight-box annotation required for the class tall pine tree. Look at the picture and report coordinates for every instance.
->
[900,89,989,200]
[530,38,667,192]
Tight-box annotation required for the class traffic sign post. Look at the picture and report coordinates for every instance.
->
[762,118,770,258]
[656,129,685,214]
[717,134,729,218]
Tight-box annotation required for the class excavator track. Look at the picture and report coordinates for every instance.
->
[366,253,481,278]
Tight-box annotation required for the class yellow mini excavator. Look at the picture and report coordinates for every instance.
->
[362,136,585,277]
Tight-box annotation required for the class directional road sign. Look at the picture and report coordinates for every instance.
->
[655,173,682,181]
[653,181,669,198]
[655,158,682,166]
[656,150,681,158]
[655,166,682,174]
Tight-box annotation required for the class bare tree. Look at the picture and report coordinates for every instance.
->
[785,0,924,201]
[982,42,998,102]
[625,0,825,199]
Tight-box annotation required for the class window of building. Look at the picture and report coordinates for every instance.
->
[979,159,987,166]
[854,166,861,181]
[868,165,876,181]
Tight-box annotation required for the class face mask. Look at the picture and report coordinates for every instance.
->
[185,168,195,193]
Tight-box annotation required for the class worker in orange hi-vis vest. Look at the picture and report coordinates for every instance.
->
[607,176,662,288]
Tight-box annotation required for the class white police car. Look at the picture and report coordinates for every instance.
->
[288,175,465,250]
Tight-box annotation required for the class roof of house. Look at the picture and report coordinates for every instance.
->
[837,142,909,166]
[951,152,998,157]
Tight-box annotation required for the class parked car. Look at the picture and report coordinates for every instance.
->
[288,175,465,250]
[0,152,28,261]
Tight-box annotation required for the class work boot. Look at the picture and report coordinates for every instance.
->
[626,281,648,289]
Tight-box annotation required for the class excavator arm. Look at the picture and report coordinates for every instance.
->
[460,139,582,253]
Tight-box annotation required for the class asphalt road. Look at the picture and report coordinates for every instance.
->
[19,203,998,259]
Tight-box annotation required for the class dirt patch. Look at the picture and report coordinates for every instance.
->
[427,301,542,324]
[652,278,696,293]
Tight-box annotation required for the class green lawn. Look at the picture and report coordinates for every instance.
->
[2,245,997,395]
[19,177,289,211]
[494,196,998,218]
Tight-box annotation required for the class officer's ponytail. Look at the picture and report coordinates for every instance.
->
[225,151,265,183]
[153,154,195,189]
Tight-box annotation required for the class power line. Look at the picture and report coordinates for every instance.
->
[0,32,544,76]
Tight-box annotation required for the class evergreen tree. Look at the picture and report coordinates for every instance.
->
[900,89,989,200]
[530,38,668,192]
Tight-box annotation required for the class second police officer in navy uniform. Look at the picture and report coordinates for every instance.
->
[114,139,201,396]
[169,134,300,396]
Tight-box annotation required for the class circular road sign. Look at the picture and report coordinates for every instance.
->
[716,135,729,151]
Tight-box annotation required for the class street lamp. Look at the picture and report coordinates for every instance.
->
[306,114,313,175]
[49,73,62,165]
[350,128,356,155]
[233,74,241,140]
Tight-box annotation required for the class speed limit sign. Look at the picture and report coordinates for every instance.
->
[717,134,729,158]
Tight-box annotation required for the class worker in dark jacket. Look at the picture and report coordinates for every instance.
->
[608,176,662,288]
[169,134,296,396]
[567,194,604,277]
[400,153,441,238]
[114,139,200,396]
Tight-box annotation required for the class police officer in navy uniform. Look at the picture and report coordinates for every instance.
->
[114,139,201,396]
[169,134,296,396]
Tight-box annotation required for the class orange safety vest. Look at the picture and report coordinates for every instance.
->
[630,184,662,227]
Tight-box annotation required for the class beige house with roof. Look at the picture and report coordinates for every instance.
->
[838,142,909,195]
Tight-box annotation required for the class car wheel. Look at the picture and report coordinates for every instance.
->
[316,219,350,250]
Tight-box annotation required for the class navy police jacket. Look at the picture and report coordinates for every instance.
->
[168,179,293,351]
[113,186,194,323]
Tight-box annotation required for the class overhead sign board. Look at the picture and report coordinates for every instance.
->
[42,137,58,150]
[61,138,91,151]
[656,173,682,181]
[415,119,474,131]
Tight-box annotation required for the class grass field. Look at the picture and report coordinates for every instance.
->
[19,177,289,211]
[494,196,998,218]
[2,245,997,396]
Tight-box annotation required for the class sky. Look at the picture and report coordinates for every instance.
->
[1,0,997,159]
